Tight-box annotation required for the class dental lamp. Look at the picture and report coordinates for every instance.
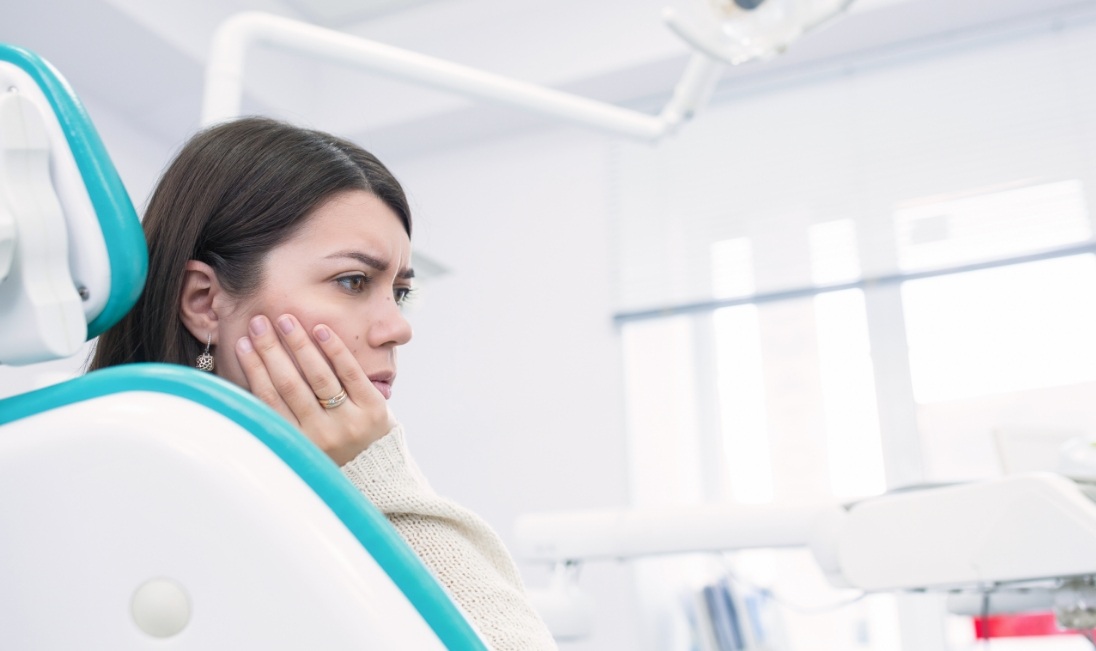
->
[202,2,859,141]
[665,0,856,65]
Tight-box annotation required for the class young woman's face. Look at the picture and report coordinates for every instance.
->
[213,189,414,398]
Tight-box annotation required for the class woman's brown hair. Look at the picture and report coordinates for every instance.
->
[88,117,411,371]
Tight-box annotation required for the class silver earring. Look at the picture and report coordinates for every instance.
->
[196,333,214,372]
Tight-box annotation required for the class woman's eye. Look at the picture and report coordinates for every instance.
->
[394,286,416,306]
[337,275,368,292]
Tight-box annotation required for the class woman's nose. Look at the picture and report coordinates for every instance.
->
[369,298,413,348]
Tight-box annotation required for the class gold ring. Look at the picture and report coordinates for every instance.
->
[318,388,348,409]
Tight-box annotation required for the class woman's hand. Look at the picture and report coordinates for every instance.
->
[234,313,395,466]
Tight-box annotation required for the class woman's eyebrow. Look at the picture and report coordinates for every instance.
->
[327,250,415,279]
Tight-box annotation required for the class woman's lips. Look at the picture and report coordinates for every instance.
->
[371,380,392,400]
[368,373,394,400]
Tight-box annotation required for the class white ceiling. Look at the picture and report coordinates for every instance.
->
[3,0,1095,165]
[280,0,441,25]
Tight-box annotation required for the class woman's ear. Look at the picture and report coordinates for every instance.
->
[179,260,223,344]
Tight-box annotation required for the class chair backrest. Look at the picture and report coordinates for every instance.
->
[0,364,487,649]
[0,45,488,650]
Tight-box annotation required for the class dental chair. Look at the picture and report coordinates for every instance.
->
[0,44,488,650]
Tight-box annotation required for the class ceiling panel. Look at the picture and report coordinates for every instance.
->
[280,0,444,26]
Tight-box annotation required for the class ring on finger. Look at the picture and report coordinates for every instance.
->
[318,387,348,409]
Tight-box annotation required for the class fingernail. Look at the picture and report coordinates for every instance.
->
[277,315,294,334]
[314,324,330,342]
[237,336,253,353]
[249,316,267,336]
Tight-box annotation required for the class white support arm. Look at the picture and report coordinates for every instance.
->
[515,502,844,563]
[517,473,1096,593]
[202,11,725,142]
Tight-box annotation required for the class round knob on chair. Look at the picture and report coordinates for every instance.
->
[131,577,191,638]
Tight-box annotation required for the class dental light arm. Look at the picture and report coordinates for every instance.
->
[201,12,725,141]
[202,2,863,140]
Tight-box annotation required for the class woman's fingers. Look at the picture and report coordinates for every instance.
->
[234,334,297,425]
[312,323,397,441]
[273,314,343,407]
[312,323,385,411]
[245,314,329,421]
[233,313,395,465]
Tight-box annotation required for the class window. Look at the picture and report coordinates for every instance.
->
[712,238,773,504]
[903,255,1096,403]
[896,181,1096,403]
[811,221,886,498]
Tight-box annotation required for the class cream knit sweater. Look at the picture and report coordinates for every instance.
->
[341,424,557,651]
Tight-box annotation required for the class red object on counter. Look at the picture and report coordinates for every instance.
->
[973,613,1070,638]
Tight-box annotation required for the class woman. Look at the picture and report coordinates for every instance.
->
[89,117,556,650]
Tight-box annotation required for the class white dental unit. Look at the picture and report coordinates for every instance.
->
[0,44,489,649]
[516,469,1096,638]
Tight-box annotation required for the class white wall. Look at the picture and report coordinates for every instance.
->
[80,93,183,213]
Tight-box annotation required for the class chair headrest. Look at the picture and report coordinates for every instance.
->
[0,44,146,366]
